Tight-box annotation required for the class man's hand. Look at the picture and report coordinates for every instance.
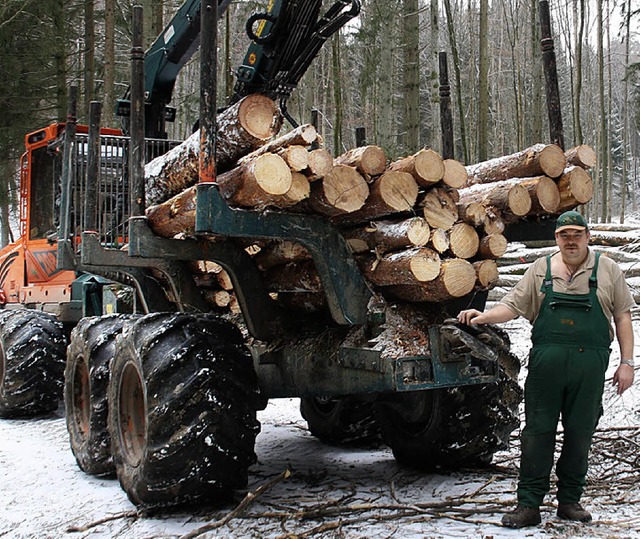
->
[457,309,483,325]
[613,364,634,395]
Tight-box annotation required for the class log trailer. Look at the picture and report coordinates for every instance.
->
[0,0,523,507]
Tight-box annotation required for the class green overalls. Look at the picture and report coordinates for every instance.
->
[518,253,611,508]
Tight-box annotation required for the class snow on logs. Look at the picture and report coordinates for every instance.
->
[144,119,595,308]
[144,94,281,206]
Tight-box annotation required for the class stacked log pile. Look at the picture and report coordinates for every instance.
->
[143,95,595,314]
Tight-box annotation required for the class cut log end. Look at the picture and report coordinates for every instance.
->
[474,259,499,289]
[254,153,293,195]
[539,144,567,178]
[508,184,532,216]
[406,217,431,246]
[414,149,445,186]
[409,249,442,282]
[377,171,419,211]
[449,222,480,259]
[240,94,281,139]
[442,159,468,188]
[441,258,477,297]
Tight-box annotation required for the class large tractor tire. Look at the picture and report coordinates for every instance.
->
[300,395,380,445]
[65,314,135,476]
[108,312,262,507]
[0,309,67,418]
[375,326,522,470]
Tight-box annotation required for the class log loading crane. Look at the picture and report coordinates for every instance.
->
[0,0,522,508]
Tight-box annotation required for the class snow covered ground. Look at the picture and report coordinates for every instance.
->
[1,310,639,539]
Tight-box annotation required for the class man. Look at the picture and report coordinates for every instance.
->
[457,210,635,528]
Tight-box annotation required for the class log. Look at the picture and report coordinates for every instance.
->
[333,171,419,225]
[334,145,387,177]
[429,228,450,253]
[307,165,369,216]
[217,269,233,291]
[263,261,322,293]
[217,153,292,208]
[565,145,596,169]
[458,179,531,218]
[483,208,506,235]
[388,149,445,187]
[344,217,430,254]
[464,143,566,186]
[383,258,477,302]
[556,166,594,212]
[448,222,480,259]
[145,94,280,206]
[474,259,499,289]
[478,233,508,259]
[306,148,334,181]
[420,187,459,231]
[359,247,441,286]
[519,175,560,214]
[202,289,231,308]
[442,159,468,188]
[458,201,486,227]
[237,124,318,165]
[276,145,310,171]
[270,172,311,208]
[146,185,197,238]
[255,240,311,270]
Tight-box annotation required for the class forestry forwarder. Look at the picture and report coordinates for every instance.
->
[0,0,522,507]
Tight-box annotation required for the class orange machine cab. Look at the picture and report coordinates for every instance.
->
[0,123,120,318]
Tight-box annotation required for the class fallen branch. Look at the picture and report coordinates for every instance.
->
[180,469,292,539]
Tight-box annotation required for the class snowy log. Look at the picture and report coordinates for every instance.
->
[144,94,280,206]
[465,143,566,186]
[564,145,596,169]
[344,217,431,254]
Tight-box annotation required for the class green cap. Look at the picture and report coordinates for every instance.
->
[556,210,588,232]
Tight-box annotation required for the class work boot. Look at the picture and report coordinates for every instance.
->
[557,502,592,522]
[501,505,542,528]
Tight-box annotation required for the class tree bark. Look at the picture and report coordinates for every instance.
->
[458,179,532,218]
[238,124,318,165]
[145,94,281,206]
[344,217,431,254]
[359,247,441,285]
[465,143,566,186]
[383,258,477,302]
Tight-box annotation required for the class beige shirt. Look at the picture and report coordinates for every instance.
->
[500,249,636,339]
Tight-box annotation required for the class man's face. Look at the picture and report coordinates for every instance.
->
[555,228,589,265]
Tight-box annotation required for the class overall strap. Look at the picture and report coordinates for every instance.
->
[589,252,601,289]
[540,255,553,292]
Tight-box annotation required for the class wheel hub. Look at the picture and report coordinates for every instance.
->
[118,362,146,467]
[72,355,90,437]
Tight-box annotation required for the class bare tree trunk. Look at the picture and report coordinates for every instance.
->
[103,0,116,127]
[596,0,608,222]
[573,0,585,145]
[83,0,95,116]
[477,0,489,161]
[52,1,67,121]
[443,0,469,163]
[430,0,440,151]
[621,0,631,223]
[402,0,420,153]
[332,34,343,153]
